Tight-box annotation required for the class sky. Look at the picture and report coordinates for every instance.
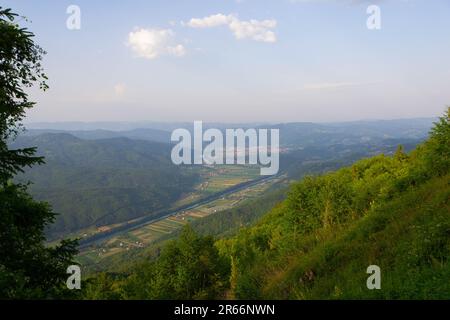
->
[3,0,450,123]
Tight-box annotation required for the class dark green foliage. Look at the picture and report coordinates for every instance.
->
[75,186,287,275]
[83,109,449,300]
[82,273,125,300]
[84,226,230,300]
[175,188,287,239]
[12,133,199,237]
[13,119,427,238]
[419,107,450,176]
[0,183,78,298]
[227,108,450,299]
[0,7,77,299]
[0,7,47,183]
[264,175,450,299]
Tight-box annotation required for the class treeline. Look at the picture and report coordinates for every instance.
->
[173,187,287,239]
[82,109,449,299]
[12,133,199,238]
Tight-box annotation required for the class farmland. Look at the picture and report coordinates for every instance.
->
[75,165,283,268]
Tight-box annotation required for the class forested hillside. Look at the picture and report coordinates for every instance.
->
[13,124,423,240]
[24,127,172,144]
[11,133,199,238]
[83,109,449,299]
[226,110,449,299]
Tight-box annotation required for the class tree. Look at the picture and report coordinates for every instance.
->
[0,7,78,299]
[424,106,450,175]
[121,225,229,300]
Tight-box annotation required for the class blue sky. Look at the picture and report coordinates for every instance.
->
[4,0,450,123]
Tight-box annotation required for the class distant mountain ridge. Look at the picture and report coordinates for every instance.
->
[24,118,435,148]
[84,112,449,300]
[25,117,435,131]
[12,118,435,239]
[22,128,172,144]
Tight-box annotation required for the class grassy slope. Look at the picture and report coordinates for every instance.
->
[263,175,450,299]
[226,111,449,299]
[81,112,448,300]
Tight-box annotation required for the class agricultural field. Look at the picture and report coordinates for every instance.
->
[76,172,284,268]
[171,165,261,207]
[54,165,260,247]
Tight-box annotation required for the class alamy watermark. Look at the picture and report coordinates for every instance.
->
[66,5,81,30]
[366,265,381,290]
[66,265,81,290]
[367,5,381,30]
[171,121,279,176]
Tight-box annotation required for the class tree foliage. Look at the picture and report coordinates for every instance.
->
[84,226,229,300]
[227,108,450,299]
[83,108,449,300]
[0,7,77,299]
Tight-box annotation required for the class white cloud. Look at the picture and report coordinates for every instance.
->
[229,18,277,43]
[127,28,186,59]
[186,14,277,43]
[187,13,231,28]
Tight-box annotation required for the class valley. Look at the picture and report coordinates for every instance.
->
[76,171,286,269]
[11,120,436,275]
[2,1,449,303]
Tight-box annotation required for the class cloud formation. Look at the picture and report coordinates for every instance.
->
[187,14,277,43]
[127,28,186,59]
[187,13,231,28]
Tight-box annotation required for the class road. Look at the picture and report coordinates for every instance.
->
[78,174,279,249]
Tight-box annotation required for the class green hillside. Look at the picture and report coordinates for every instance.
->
[259,175,449,299]
[11,133,199,238]
[226,110,449,299]
[82,109,449,300]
